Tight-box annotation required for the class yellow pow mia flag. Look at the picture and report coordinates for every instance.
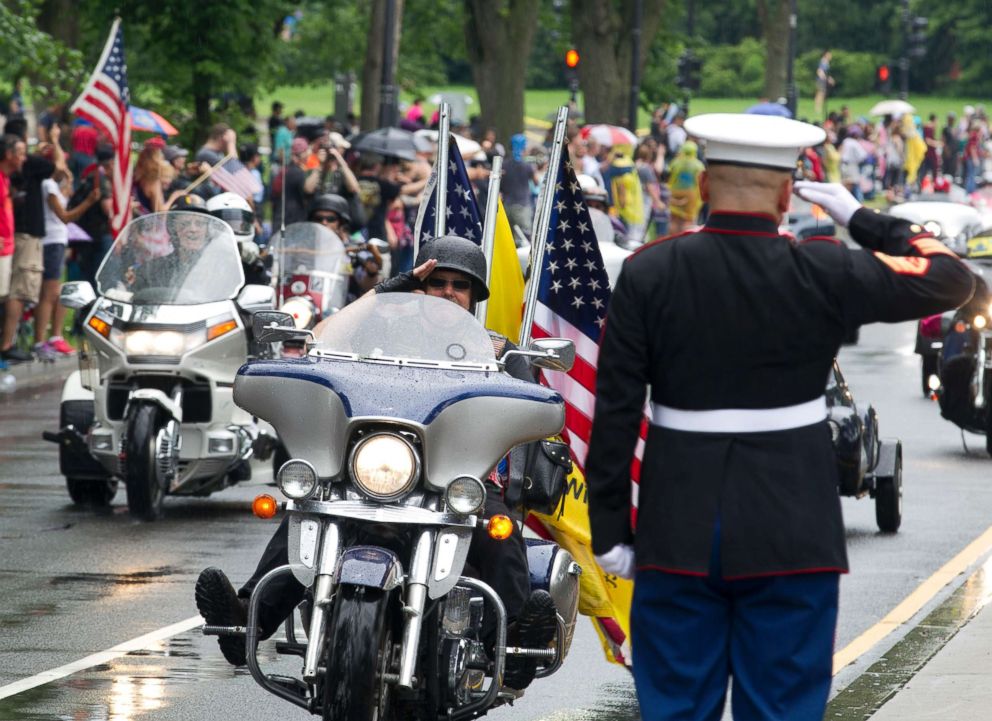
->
[484,199,526,341]
[528,465,634,666]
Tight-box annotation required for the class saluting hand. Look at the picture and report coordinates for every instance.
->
[793,181,862,228]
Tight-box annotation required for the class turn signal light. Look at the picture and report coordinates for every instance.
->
[954,320,967,334]
[207,319,238,341]
[252,494,278,519]
[487,514,514,541]
[88,316,111,338]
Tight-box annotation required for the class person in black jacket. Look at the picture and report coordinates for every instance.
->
[586,113,974,721]
[195,235,555,690]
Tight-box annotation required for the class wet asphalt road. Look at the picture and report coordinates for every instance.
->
[1,319,992,720]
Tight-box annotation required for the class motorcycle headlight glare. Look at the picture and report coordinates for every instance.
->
[923,221,943,238]
[281,296,315,329]
[445,476,486,515]
[350,433,419,500]
[974,315,988,330]
[277,459,318,499]
[124,329,186,356]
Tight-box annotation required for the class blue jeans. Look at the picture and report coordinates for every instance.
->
[630,532,839,721]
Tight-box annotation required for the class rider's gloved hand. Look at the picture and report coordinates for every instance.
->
[594,544,635,579]
[793,181,862,228]
[373,271,421,294]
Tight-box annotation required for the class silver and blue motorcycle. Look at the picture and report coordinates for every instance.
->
[210,292,581,720]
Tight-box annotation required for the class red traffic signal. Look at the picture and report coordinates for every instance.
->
[877,64,890,82]
[565,49,580,69]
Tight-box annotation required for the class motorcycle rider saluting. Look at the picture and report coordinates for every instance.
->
[196,235,556,690]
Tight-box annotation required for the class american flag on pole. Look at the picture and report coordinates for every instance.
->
[212,155,264,199]
[413,134,484,245]
[526,148,648,667]
[70,18,132,238]
[530,151,647,487]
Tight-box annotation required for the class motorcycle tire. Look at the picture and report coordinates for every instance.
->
[321,585,397,721]
[875,446,902,533]
[124,404,167,521]
[60,400,117,507]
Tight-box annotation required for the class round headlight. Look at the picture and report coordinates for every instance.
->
[350,433,419,500]
[445,476,486,515]
[277,459,318,499]
[923,220,943,238]
[281,296,315,329]
[975,315,988,330]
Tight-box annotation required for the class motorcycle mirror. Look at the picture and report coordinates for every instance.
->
[60,281,97,310]
[252,310,303,343]
[529,338,576,372]
[237,285,276,313]
[367,237,390,251]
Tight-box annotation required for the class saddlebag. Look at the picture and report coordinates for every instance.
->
[505,440,572,515]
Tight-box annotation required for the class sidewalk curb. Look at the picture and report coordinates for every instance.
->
[826,555,992,719]
[0,356,74,400]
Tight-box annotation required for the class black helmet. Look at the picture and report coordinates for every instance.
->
[309,194,351,227]
[415,235,490,302]
[170,194,209,213]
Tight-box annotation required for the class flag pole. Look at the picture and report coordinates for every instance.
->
[179,152,235,196]
[433,103,451,240]
[519,106,570,348]
[475,154,503,324]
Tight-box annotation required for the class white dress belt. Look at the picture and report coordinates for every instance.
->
[650,396,828,433]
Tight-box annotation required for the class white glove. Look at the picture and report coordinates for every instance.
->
[793,181,862,228]
[240,240,260,265]
[595,544,635,579]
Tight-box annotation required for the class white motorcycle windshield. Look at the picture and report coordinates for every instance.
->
[270,222,347,276]
[96,212,245,305]
[313,293,497,366]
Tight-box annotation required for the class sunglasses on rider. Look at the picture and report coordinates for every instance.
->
[426,277,472,291]
[313,213,341,224]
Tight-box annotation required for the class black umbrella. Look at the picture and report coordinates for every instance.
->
[350,127,417,161]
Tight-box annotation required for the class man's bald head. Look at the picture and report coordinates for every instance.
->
[699,163,794,222]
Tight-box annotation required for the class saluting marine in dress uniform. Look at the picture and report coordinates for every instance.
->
[585,114,975,721]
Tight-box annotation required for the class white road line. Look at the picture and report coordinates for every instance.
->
[0,614,204,700]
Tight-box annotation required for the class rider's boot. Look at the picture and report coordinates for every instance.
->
[195,567,249,666]
[503,589,558,690]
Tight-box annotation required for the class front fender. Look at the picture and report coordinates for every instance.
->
[129,388,183,423]
[335,546,403,590]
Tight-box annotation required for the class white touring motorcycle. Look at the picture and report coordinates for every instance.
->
[45,211,276,520]
[206,293,581,720]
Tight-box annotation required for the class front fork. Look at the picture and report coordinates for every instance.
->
[299,521,436,690]
[974,332,990,410]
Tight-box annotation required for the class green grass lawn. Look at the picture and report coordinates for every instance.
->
[258,84,985,134]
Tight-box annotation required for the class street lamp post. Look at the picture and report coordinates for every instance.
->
[379,0,398,128]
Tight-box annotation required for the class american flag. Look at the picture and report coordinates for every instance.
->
[413,134,484,245]
[212,155,264,199]
[529,151,647,501]
[70,18,132,237]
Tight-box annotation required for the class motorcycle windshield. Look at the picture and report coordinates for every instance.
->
[96,212,244,304]
[271,222,347,276]
[313,293,496,366]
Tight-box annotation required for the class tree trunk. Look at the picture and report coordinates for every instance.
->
[360,0,403,131]
[570,0,665,127]
[463,0,540,148]
[757,0,790,100]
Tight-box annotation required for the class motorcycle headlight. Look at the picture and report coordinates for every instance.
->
[445,476,486,515]
[350,433,419,500]
[281,296,316,329]
[923,220,943,238]
[277,459,318,499]
[974,314,988,330]
[124,329,186,356]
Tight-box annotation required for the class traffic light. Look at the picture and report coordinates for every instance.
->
[875,64,892,94]
[907,15,928,58]
[676,51,702,92]
[564,48,580,101]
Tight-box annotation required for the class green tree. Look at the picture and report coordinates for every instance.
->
[463,0,541,145]
[756,0,789,99]
[570,0,666,126]
[81,0,293,146]
[0,0,84,106]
